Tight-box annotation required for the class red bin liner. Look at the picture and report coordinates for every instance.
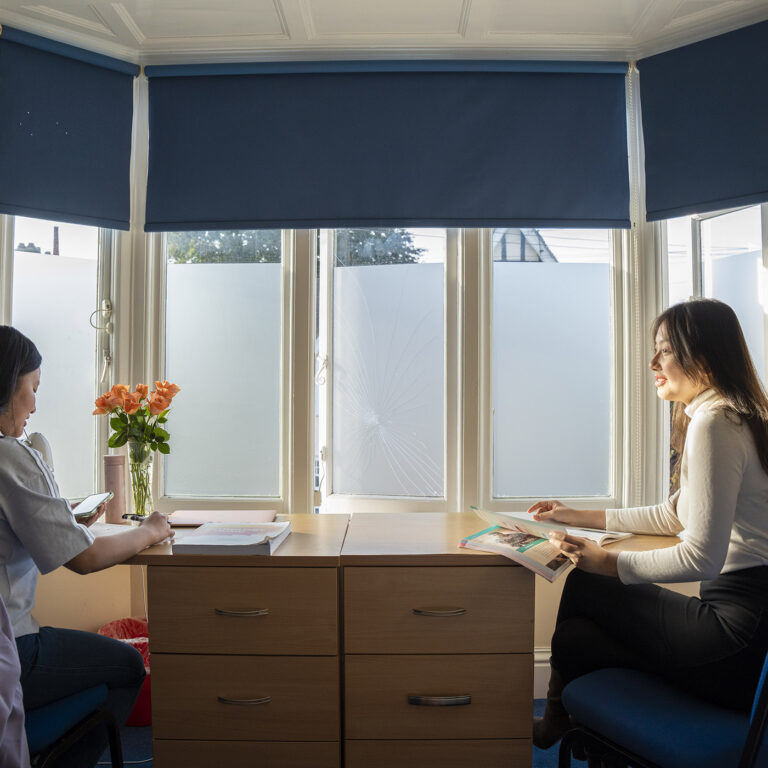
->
[98,617,151,726]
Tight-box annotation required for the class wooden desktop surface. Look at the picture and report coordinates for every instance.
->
[124,512,350,566]
[122,511,680,567]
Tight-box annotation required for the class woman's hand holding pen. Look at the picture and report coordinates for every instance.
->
[137,511,174,544]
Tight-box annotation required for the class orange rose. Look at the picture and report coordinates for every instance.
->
[154,381,180,399]
[148,392,171,415]
[134,383,149,399]
[93,393,113,415]
[122,391,143,415]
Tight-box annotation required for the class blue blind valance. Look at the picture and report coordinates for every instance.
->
[145,61,630,232]
[639,21,768,221]
[0,27,137,230]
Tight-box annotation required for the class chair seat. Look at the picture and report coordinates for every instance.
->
[25,684,108,755]
[563,669,749,768]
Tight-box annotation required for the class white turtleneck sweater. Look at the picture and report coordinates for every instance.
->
[607,389,768,584]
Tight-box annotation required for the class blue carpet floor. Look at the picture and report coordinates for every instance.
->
[98,701,586,767]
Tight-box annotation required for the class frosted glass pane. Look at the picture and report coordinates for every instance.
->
[332,263,444,496]
[667,216,693,306]
[164,263,281,497]
[493,262,611,498]
[11,217,99,499]
[702,207,765,383]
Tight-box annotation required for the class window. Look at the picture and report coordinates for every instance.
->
[664,205,767,383]
[490,228,614,499]
[8,216,110,499]
[144,225,630,514]
[701,207,765,382]
[316,229,448,509]
[162,230,283,499]
[665,216,694,306]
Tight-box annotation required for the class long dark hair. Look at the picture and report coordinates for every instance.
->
[653,299,768,477]
[0,326,42,415]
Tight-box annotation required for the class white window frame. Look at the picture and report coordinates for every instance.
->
[141,229,312,516]
[688,203,768,380]
[315,227,462,514]
[0,214,117,497]
[477,229,630,512]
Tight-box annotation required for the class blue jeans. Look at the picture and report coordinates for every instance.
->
[16,626,145,767]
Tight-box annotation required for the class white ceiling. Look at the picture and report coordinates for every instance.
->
[0,0,767,65]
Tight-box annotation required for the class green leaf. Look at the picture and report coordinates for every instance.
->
[119,412,129,424]
[158,416,168,424]
[150,442,158,451]
[109,432,129,448]
[154,427,170,441]
[157,442,170,455]
[110,417,123,430]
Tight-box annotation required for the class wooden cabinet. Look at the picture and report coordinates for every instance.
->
[140,514,348,768]
[131,512,534,767]
[341,514,534,768]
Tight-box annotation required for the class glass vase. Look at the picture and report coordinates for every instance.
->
[128,441,153,517]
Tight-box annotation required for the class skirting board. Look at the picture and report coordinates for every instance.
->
[534,646,551,698]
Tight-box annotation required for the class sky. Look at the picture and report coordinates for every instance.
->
[13,216,98,260]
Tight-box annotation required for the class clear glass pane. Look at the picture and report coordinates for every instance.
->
[11,216,99,499]
[492,228,612,498]
[701,207,765,383]
[332,228,445,497]
[666,216,693,306]
[164,231,282,497]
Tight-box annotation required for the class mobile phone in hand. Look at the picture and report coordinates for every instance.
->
[73,491,114,521]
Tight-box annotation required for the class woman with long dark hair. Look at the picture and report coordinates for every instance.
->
[0,325,173,767]
[530,299,768,748]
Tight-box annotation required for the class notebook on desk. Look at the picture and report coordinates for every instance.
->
[168,509,276,527]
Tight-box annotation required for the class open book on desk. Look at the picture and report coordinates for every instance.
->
[172,521,291,555]
[459,507,633,582]
[471,507,633,546]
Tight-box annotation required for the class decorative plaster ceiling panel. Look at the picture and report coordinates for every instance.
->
[0,0,767,63]
[487,0,640,36]
[305,0,468,38]
[21,4,115,36]
[119,0,286,39]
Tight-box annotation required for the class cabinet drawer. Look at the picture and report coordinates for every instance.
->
[345,739,530,768]
[148,566,337,654]
[153,655,339,740]
[345,654,532,739]
[154,740,340,768]
[344,566,533,653]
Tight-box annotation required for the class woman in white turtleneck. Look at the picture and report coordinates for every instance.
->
[531,299,768,749]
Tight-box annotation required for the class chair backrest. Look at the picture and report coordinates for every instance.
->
[740,649,768,768]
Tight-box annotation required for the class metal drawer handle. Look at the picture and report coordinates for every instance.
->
[412,607,467,617]
[408,694,471,707]
[214,608,269,617]
[217,695,271,706]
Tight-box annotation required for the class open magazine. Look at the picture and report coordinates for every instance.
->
[459,507,633,582]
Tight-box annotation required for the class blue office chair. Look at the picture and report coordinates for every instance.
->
[25,684,123,768]
[558,652,768,768]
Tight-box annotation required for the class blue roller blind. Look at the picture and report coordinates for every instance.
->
[145,61,630,231]
[639,21,768,221]
[0,27,137,230]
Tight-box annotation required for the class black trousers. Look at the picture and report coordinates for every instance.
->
[551,566,768,710]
